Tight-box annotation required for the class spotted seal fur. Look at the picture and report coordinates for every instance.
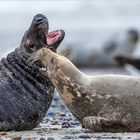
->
[35,48,140,132]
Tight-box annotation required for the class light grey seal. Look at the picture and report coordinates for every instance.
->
[35,48,140,132]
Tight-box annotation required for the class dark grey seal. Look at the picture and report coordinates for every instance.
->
[0,14,65,131]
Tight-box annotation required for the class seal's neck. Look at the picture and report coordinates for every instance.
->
[50,58,90,101]
[1,47,54,96]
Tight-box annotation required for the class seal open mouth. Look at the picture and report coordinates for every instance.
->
[45,30,65,51]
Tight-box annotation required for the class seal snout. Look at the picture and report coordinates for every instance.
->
[32,14,65,51]
[27,48,48,66]
[33,14,49,32]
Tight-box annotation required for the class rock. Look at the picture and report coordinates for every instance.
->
[78,135,92,139]
[47,137,55,140]
[62,121,71,128]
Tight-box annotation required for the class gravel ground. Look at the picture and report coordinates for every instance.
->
[2,67,140,140]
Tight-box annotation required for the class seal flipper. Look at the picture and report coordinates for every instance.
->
[83,116,111,131]
[83,116,129,132]
[82,99,129,132]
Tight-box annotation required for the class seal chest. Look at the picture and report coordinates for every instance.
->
[36,48,140,132]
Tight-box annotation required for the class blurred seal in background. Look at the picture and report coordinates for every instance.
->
[58,28,139,67]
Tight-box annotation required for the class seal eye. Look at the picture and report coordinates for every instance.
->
[29,43,35,49]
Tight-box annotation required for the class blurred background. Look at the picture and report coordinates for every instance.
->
[1,0,140,71]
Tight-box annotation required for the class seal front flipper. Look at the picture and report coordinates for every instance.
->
[83,102,130,132]
[83,116,111,131]
[83,116,128,132]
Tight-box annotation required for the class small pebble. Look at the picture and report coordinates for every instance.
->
[36,129,43,134]
[79,135,92,139]
[47,112,55,116]
[61,136,73,139]
[111,136,120,139]
[47,137,55,140]
[52,128,60,130]
[83,129,93,133]
[69,121,80,126]
[0,131,7,135]
[10,137,22,140]
[62,121,71,128]
[56,112,66,117]
[95,136,101,140]
[40,138,46,140]
[50,120,60,125]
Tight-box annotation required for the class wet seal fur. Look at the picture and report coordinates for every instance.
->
[0,14,65,131]
[35,48,140,132]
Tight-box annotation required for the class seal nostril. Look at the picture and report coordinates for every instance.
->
[36,18,44,23]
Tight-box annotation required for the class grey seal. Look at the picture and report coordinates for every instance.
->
[35,48,140,132]
[0,14,65,131]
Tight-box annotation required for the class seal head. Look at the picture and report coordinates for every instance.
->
[20,14,65,55]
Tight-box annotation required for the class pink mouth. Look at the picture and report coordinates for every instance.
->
[46,30,64,46]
